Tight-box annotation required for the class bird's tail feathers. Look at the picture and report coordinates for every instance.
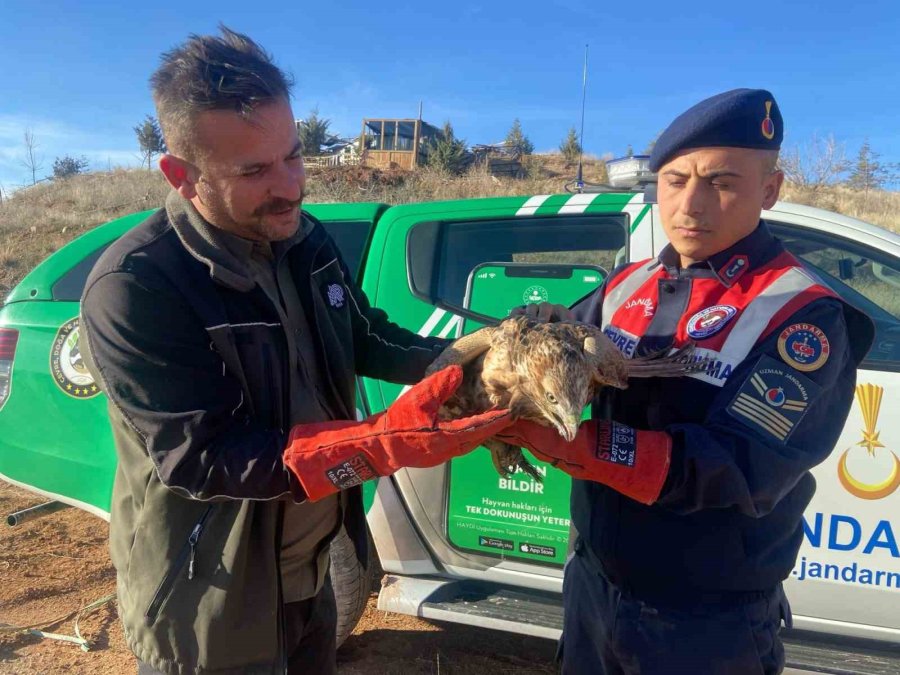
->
[626,342,712,378]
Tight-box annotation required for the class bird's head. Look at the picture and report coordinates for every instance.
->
[509,337,593,442]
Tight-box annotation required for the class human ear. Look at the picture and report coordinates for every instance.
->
[159,154,198,200]
[761,170,784,209]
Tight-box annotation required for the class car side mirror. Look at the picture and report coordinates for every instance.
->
[838,258,855,281]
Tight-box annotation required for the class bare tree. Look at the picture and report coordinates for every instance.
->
[779,133,850,199]
[21,128,44,185]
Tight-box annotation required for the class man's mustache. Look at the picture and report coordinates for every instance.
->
[253,196,303,217]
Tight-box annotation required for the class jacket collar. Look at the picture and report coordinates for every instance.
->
[655,220,783,287]
[165,191,314,292]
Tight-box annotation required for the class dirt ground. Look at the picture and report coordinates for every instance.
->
[0,482,557,674]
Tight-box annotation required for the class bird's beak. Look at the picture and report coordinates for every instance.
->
[554,415,580,443]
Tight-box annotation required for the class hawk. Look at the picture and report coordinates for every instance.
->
[426,316,698,480]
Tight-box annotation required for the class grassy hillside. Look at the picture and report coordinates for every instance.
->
[1,156,898,300]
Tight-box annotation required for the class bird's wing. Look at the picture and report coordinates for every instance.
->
[425,326,497,375]
[568,322,701,380]
[626,341,700,378]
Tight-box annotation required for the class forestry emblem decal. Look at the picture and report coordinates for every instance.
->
[838,384,900,500]
[523,285,549,305]
[50,318,100,399]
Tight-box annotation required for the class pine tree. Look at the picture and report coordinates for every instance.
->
[134,116,166,170]
[427,122,469,174]
[297,108,332,156]
[559,127,581,163]
[847,139,888,194]
[52,155,89,179]
[504,119,534,155]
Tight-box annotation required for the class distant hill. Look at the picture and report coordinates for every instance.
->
[1,157,898,299]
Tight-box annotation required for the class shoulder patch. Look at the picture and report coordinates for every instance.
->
[686,305,737,339]
[777,323,830,371]
[603,324,640,358]
[726,355,820,442]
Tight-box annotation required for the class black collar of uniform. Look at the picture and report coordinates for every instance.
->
[654,220,782,287]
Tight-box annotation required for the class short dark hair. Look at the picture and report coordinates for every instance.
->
[150,25,293,156]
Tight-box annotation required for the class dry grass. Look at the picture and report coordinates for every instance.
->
[0,170,169,298]
[0,156,897,300]
[780,182,900,234]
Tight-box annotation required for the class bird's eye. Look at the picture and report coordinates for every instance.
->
[546,392,558,404]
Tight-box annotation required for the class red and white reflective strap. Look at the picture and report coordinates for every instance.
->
[600,260,660,331]
[681,266,830,387]
[600,259,834,387]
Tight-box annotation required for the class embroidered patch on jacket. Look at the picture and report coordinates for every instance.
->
[720,255,749,284]
[325,453,377,489]
[603,325,640,358]
[326,283,346,309]
[777,323,830,372]
[596,421,636,467]
[686,305,738,340]
[726,355,820,442]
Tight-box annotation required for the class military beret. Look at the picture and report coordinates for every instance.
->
[648,88,783,171]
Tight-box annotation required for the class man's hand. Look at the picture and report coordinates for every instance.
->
[509,302,575,323]
[283,366,513,501]
[496,419,671,505]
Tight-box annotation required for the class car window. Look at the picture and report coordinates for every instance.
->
[52,244,113,301]
[432,214,628,307]
[318,220,373,278]
[770,223,900,369]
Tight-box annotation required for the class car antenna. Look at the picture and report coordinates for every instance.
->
[575,44,588,194]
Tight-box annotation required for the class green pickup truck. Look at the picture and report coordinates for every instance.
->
[2,189,900,672]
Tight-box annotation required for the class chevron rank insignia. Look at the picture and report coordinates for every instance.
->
[726,355,820,443]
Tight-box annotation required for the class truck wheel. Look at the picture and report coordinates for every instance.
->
[330,525,374,647]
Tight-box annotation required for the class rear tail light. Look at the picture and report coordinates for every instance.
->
[0,328,18,360]
[0,328,19,409]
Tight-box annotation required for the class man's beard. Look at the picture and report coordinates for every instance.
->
[252,196,302,218]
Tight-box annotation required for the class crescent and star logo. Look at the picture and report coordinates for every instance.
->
[777,323,830,372]
[838,383,900,500]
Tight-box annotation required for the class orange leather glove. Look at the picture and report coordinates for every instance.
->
[496,420,671,504]
[284,366,513,501]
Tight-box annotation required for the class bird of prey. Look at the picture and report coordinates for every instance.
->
[426,316,698,481]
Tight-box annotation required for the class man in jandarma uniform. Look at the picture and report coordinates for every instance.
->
[500,89,875,674]
[80,27,512,675]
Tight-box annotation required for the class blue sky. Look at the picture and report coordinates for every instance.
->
[1,0,898,190]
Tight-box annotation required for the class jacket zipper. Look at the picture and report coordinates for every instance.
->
[145,505,215,624]
[275,501,287,674]
[308,245,355,420]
